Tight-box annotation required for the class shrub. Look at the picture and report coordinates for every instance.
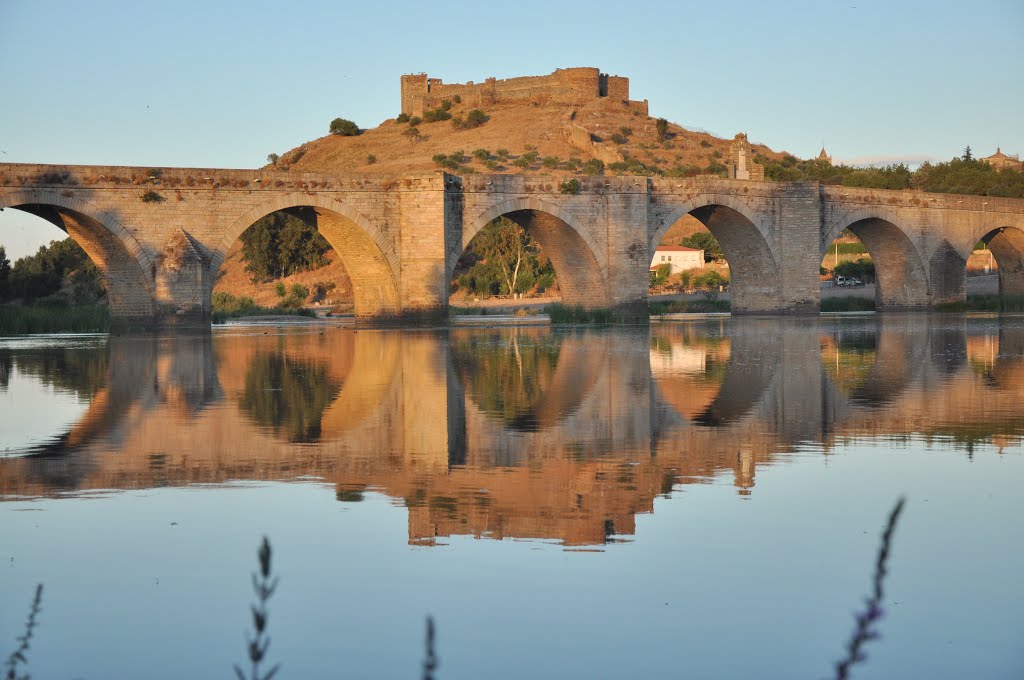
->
[290,283,309,300]
[408,116,422,126]
[452,94,462,104]
[274,282,286,297]
[366,154,377,165]
[559,178,582,194]
[513,157,532,168]
[542,156,560,168]
[465,109,488,127]
[484,159,501,171]
[266,153,279,166]
[619,126,632,137]
[329,118,360,136]
[699,139,712,148]
[521,151,540,164]
[610,133,628,145]
[422,106,452,123]
[656,118,669,140]
[141,190,165,203]
[496,148,510,159]
[472,148,491,161]
[396,112,410,124]
[582,159,604,176]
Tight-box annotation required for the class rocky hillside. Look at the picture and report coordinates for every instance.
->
[269,97,790,178]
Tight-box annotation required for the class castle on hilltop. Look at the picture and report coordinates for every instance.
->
[400,67,648,117]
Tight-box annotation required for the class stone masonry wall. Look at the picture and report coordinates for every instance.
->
[400,67,634,117]
[4,162,1024,322]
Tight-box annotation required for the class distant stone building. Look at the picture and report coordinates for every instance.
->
[400,67,649,118]
[817,147,833,164]
[650,245,704,274]
[725,133,765,181]
[981,148,1023,171]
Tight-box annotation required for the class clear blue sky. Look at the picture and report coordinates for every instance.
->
[1,0,1022,258]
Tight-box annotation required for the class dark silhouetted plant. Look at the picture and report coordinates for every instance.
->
[329,118,360,136]
[395,113,410,124]
[366,154,377,165]
[141,190,165,203]
[834,498,905,680]
[422,616,437,680]
[234,537,280,680]
[5,583,43,680]
[656,117,669,140]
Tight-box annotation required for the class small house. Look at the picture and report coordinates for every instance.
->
[650,245,704,274]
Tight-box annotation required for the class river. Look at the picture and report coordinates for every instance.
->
[1,315,1022,678]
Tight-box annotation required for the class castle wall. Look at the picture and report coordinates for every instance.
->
[401,67,634,116]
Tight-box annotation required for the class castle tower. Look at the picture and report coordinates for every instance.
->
[726,133,765,181]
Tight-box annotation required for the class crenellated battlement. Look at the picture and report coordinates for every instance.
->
[400,67,644,117]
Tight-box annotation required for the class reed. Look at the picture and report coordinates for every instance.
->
[0,305,117,335]
[648,298,731,314]
[820,297,876,312]
[834,498,905,680]
[4,583,43,680]
[234,537,280,680]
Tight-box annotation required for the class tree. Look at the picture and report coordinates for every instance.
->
[680,231,724,262]
[266,153,280,166]
[962,145,974,162]
[240,209,330,282]
[329,118,360,136]
[0,245,9,299]
[402,126,423,145]
[656,118,669,140]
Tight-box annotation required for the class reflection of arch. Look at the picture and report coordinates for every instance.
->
[651,321,778,426]
[214,331,401,441]
[218,194,400,317]
[653,196,780,313]
[824,318,926,407]
[458,197,610,307]
[450,329,605,432]
[823,211,929,309]
[0,191,155,316]
[691,327,778,426]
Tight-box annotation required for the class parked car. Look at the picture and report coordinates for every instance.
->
[835,276,848,287]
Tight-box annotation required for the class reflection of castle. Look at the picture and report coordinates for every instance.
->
[2,319,1023,545]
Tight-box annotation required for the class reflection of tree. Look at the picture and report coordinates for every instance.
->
[1,346,109,399]
[451,333,562,429]
[239,353,341,442]
[822,333,877,397]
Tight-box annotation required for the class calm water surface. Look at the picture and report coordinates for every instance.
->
[1,316,1022,679]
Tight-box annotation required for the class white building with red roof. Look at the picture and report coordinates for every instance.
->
[650,245,704,274]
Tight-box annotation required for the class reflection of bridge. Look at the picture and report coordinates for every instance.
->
[4,163,1024,323]
[1,320,1022,544]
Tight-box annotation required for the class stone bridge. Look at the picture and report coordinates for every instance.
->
[2,162,1024,323]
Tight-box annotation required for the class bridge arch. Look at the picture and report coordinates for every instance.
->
[456,196,610,307]
[218,193,400,317]
[653,195,780,313]
[968,225,1024,298]
[822,209,930,309]
[0,190,155,317]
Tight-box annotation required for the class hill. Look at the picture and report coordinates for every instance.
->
[215,68,797,308]
[269,98,787,179]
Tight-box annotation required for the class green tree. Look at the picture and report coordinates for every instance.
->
[962,145,974,162]
[0,246,9,299]
[680,231,724,262]
[240,209,330,282]
[329,118,360,136]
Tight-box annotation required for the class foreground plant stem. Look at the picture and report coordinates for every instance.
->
[834,497,906,679]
